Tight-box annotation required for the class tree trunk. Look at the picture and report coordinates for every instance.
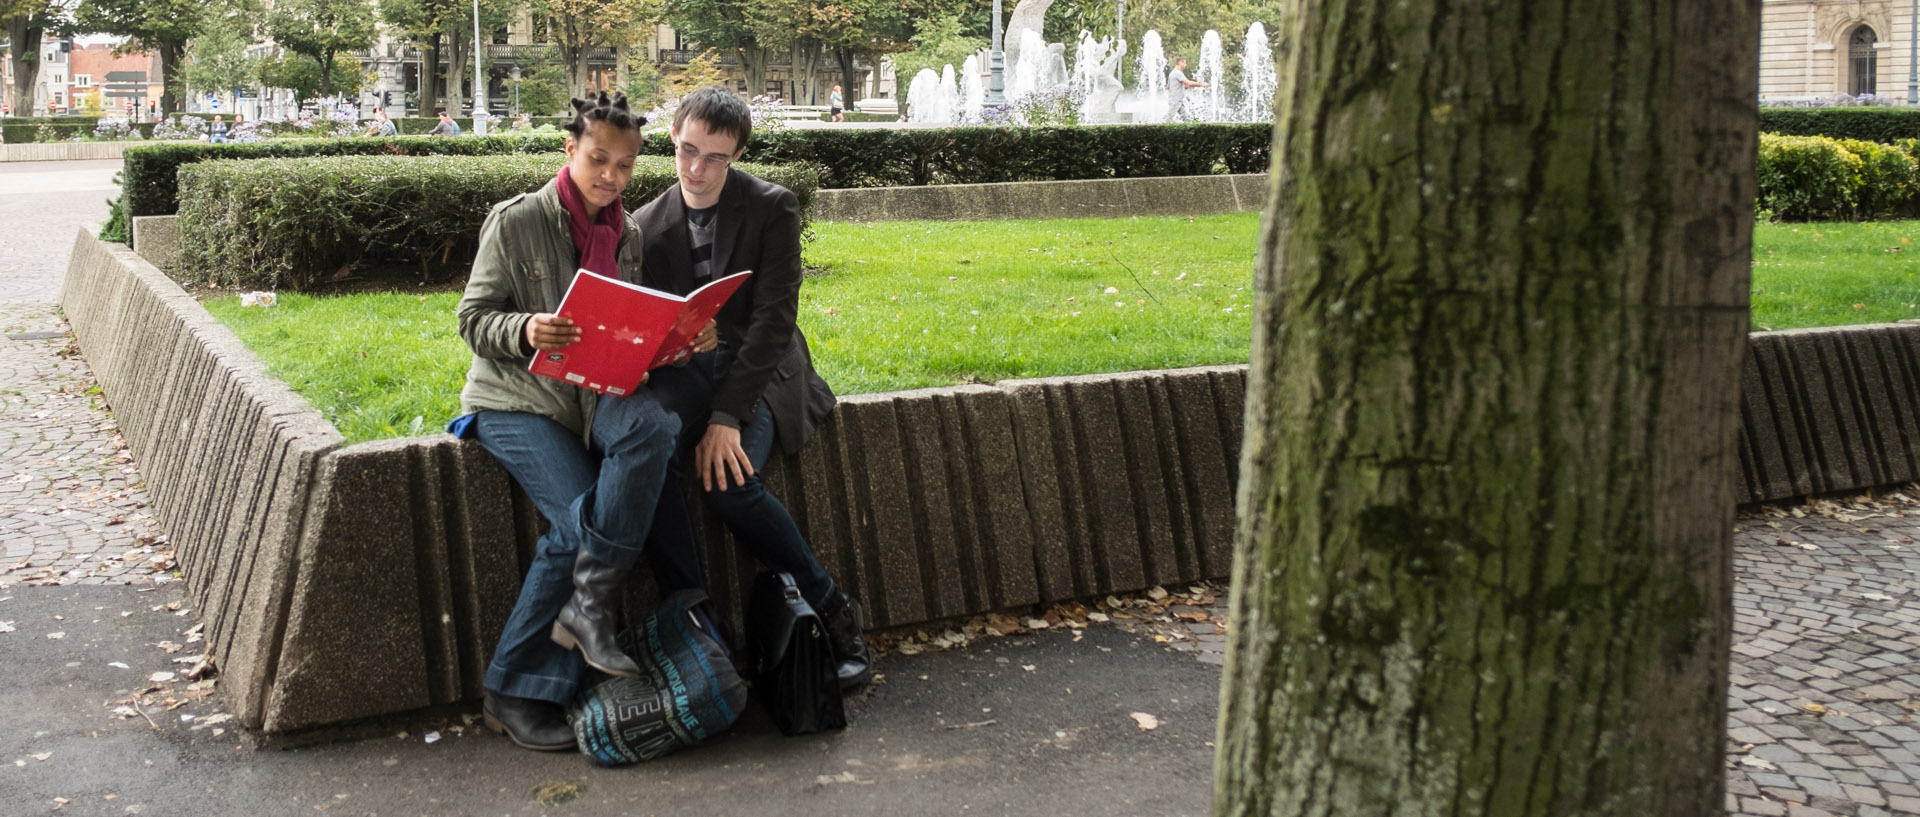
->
[317,47,335,100]
[418,36,439,117]
[615,43,629,92]
[739,44,765,98]
[6,18,42,117]
[835,48,857,105]
[445,29,465,116]
[158,40,186,114]
[793,39,820,105]
[1211,1,1757,816]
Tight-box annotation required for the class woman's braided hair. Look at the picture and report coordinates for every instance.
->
[563,90,647,138]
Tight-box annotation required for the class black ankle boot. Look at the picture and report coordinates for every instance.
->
[482,691,577,752]
[817,591,873,689]
[551,548,642,678]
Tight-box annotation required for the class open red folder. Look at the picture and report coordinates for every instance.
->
[527,269,752,396]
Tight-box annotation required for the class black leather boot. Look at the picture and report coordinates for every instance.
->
[550,548,643,678]
[817,591,873,689]
[482,691,577,752]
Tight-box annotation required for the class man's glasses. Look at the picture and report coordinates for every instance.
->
[676,142,736,170]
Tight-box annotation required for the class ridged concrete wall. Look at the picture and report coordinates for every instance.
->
[1,141,138,162]
[1736,324,1920,502]
[59,232,1250,732]
[63,232,1920,732]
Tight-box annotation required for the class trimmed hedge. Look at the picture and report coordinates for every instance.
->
[125,134,569,217]
[175,154,819,290]
[125,124,1274,218]
[1757,132,1920,221]
[1759,108,1920,144]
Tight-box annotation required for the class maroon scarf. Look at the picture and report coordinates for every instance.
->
[555,165,623,277]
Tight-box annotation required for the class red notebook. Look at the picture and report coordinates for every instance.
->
[527,269,752,396]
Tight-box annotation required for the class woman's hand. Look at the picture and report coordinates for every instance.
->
[524,313,581,350]
[691,320,719,354]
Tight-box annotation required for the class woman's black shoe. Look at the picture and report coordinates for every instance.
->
[817,592,873,689]
[482,691,577,752]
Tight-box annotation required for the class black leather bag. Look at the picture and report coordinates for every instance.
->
[746,571,846,736]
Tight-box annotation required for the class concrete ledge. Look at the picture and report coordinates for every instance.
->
[811,174,1270,222]
[62,230,1249,732]
[130,215,181,267]
[0,141,141,162]
[1735,323,1920,503]
[67,225,1920,732]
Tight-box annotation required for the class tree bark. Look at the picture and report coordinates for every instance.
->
[6,17,42,116]
[418,35,439,117]
[1212,1,1756,816]
[158,40,186,114]
[792,38,820,105]
[834,47,857,105]
[444,28,465,116]
[738,43,764,97]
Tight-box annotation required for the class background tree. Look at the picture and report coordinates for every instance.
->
[1,0,61,116]
[74,0,202,113]
[508,45,569,115]
[378,0,456,116]
[660,0,760,96]
[888,9,984,89]
[267,0,375,101]
[183,7,257,111]
[535,0,654,100]
[1213,1,1756,816]
[254,50,364,104]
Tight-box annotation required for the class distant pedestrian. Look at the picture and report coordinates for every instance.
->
[209,115,228,144]
[830,85,844,122]
[146,100,157,123]
[427,111,462,136]
[363,106,397,137]
[1166,56,1206,120]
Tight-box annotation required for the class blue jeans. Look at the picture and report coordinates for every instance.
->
[648,350,837,608]
[472,390,692,704]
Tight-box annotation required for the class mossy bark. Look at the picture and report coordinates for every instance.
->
[1212,1,1756,816]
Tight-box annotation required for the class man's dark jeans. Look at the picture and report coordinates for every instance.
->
[648,348,837,608]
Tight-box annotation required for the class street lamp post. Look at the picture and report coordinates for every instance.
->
[472,0,488,135]
[1908,0,1918,105]
[985,0,1007,107]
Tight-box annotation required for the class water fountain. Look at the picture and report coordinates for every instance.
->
[939,64,961,123]
[1239,22,1275,123]
[961,53,984,121]
[1134,30,1168,123]
[1073,31,1130,124]
[907,68,950,123]
[1010,28,1048,100]
[1195,29,1225,122]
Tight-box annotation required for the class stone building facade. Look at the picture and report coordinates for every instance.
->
[1761,0,1920,102]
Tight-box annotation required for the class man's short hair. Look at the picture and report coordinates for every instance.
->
[673,87,752,153]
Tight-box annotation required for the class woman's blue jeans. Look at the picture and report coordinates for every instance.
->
[647,350,837,608]
[471,390,687,704]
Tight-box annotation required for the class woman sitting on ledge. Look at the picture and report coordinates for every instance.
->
[450,91,713,752]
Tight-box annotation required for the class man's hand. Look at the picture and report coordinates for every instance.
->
[695,424,753,492]
[524,313,581,351]
[691,320,718,354]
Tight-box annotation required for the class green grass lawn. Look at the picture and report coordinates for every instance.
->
[206,214,1920,443]
[1751,220,1920,331]
[206,214,1260,442]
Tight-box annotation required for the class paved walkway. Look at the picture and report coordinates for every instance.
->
[1,159,1917,815]
[0,160,171,588]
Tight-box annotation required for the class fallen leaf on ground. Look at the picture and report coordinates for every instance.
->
[1131,712,1159,731]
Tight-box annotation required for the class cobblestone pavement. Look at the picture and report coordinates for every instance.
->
[0,160,172,589]
[0,160,120,305]
[886,491,1920,816]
